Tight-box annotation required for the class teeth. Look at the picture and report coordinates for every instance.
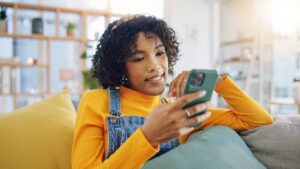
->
[152,76,161,80]
[147,75,163,81]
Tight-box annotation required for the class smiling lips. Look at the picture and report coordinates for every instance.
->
[145,73,165,84]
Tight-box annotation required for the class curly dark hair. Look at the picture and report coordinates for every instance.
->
[92,15,180,89]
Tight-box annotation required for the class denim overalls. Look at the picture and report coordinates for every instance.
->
[105,88,179,160]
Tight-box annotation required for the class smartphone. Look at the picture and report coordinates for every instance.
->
[182,69,218,126]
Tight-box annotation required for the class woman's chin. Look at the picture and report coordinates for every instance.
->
[146,86,165,96]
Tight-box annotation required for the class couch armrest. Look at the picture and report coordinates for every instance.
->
[239,115,300,169]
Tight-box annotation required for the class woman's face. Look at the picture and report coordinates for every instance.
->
[125,32,168,96]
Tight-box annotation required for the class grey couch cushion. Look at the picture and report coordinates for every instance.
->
[239,115,300,169]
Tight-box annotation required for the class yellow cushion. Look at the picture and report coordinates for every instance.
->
[0,88,76,169]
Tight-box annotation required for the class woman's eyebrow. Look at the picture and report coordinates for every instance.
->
[155,44,164,49]
[131,44,165,55]
[131,50,144,56]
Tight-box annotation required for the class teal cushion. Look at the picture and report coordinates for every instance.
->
[143,126,266,169]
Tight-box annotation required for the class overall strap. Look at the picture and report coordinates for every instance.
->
[108,88,121,116]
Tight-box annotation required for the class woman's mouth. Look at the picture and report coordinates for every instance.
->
[145,73,165,84]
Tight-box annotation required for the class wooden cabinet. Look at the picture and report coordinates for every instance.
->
[0,2,122,111]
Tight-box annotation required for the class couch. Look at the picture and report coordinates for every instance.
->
[0,88,299,169]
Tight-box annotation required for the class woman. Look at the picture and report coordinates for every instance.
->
[72,15,273,169]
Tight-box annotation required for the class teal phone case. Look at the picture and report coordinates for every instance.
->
[182,69,218,127]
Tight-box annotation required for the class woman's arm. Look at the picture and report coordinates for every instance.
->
[200,76,273,131]
[71,91,158,169]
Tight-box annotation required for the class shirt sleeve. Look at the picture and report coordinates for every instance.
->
[102,128,160,169]
[200,76,273,131]
[71,92,159,169]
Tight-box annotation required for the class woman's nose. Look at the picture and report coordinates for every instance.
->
[148,65,163,74]
[147,54,163,73]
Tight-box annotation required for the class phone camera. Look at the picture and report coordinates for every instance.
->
[190,73,204,87]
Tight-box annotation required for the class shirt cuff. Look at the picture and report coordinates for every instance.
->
[137,127,160,155]
[215,75,232,93]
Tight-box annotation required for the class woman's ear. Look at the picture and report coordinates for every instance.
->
[121,74,130,86]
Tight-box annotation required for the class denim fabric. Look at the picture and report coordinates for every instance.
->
[105,88,179,159]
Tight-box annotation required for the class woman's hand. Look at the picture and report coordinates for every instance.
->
[169,71,225,97]
[169,70,190,98]
[141,91,211,147]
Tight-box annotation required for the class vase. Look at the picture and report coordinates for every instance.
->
[0,20,7,33]
[32,17,43,34]
[67,29,74,36]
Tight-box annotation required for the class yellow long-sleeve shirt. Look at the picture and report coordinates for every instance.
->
[72,76,273,169]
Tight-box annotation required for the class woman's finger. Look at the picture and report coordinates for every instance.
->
[171,99,208,120]
[178,71,189,97]
[184,101,209,118]
[175,71,189,97]
[174,72,184,98]
[169,71,189,98]
[179,111,211,129]
[164,91,205,113]
[169,74,180,97]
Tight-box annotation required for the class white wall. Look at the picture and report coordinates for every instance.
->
[164,0,222,106]
[164,0,213,75]
[220,0,255,42]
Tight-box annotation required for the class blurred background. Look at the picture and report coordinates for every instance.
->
[1,0,300,115]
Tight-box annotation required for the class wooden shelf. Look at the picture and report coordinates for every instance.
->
[1,92,82,97]
[223,59,250,63]
[87,39,99,42]
[0,33,84,41]
[221,38,254,46]
[0,1,123,110]
[0,63,48,68]
[0,93,48,96]
[0,1,122,17]
[223,58,259,64]
[15,93,48,97]
[233,75,259,81]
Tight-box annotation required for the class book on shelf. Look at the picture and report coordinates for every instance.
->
[0,57,20,95]
[11,68,20,94]
[1,66,11,94]
[0,67,20,95]
[0,68,2,94]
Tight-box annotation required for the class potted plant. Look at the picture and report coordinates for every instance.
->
[80,51,100,90]
[65,22,76,37]
[0,6,7,33]
[82,70,99,90]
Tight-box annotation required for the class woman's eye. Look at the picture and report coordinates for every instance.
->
[156,51,165,56]
[131,57,144,62]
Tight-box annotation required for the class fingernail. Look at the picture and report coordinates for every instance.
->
[179,127,194,135]
[196,115,203,122]
[201,90,207,97]
[196,112,211,122]
[196,91,206,97]
[205,111,211,117]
